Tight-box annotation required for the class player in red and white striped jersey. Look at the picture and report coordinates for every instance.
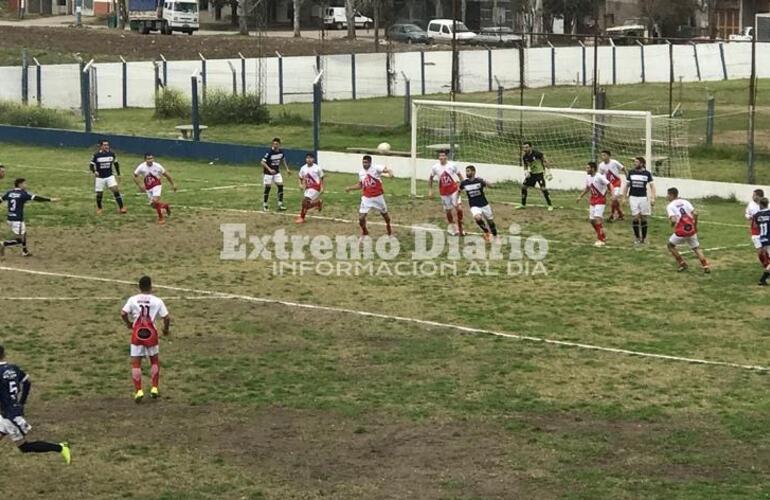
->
[666,188,710,273]
[745,189,768,269]
[598,150,626,222]
[576,161,610,247]
[345,155,393,239]
[428,149,465,236]
[295,153,324,224]
[133,153,176,225]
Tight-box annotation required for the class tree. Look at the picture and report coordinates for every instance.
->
[434,0,443,18]
[346,0,356,39]
[293,0,301,37]
[640,0,699,37]
[117,0,128,29]
[238,0,249,35]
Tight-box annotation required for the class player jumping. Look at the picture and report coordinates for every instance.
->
[576,161,610,247]
[296,152,324,224]
[459,165,497,242]
[428,149,465,235]
[345,155,393,239]
[517,142,553,211]
[624,157,655,245]
[133,153,176,225]
[1,178,58,258]
[120,275,170,403]
[746,189,767,270]
[261,137,289,211]
[90,139,126,215]
[0,345,71,464]
[666,187,710,273]
[752,197,770,286]
[598,149,626,222]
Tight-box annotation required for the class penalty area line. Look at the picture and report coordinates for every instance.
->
[0,265,766,373]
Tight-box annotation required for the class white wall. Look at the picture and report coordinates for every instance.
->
[317,150,766,204]
[0,42,759,110]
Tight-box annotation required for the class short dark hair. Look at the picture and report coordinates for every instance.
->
[272,137,281,143]
[523,141,532,147]
[668,187,679,198]
[144,152,154,159]
[601,149,611,156]
[99,138,109,145]
[0,164,5,169]
[14,178,25,187]
[761,197,769,209]
[139,275,152,292]
[438,149,449,155]
[587,161,597,170]
[362,155,372,162]
[466,165,476,173]
[635,156,646,167]
[755,189,765,198]
[305,152,315,159]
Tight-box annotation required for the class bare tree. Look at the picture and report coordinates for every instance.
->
[293,0,301,37]
[117,0,128,28]
[345,0,356,38]
[460,0,466,23]
[435,0,443,18]
[238,0,249,35]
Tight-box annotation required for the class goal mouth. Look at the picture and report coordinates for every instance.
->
[409,99,690,196]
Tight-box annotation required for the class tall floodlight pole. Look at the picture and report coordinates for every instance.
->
[451,0,459,101]
[748,19,757,184]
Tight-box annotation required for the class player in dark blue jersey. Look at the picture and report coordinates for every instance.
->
[89,139,126,215]
[0,178,58,258]
[260,137,290,211]
[0,345,71,464]
[459,166,498,242]
[753,197,770,286]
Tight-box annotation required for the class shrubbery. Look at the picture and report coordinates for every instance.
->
[154,88,189,119]
[0,101,76,129]
[154,88,270,125]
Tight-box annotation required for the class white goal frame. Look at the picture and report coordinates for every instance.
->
[410,99,653,197]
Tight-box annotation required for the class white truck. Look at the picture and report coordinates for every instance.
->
[323,7,373,30]
[729,13,770,42]
[426,19,477,44]
[129,0,199,35]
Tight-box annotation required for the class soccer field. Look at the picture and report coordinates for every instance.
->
[0,143,769,499]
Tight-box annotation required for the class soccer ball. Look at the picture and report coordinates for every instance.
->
[377,142,392,154]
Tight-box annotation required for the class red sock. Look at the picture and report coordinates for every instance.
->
[446,211,454,224]
[596,223,606,241]
[611,200,619,218]
[456,208,464,235]
[759,252,770,268]
[131,359,142,391]
[150,357,160,388]
[151,202,163,219]
[384,216,392,236]
[359,219,369,236]
[300,200,309,219]
[162,203,170,213]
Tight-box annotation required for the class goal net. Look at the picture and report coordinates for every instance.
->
[410,100,691,196]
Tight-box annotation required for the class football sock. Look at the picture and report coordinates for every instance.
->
[632,220,641,239]
[359,219,369,236]
[520,188,528,206]
[383,214,392,236]
[641,221,648,241]
[299,199,309,219]
[96,192,104,209]
[263,186,271,204]
[21,234,27,252]
[542,189,552,206]
[151,202,163,219]
[456,208,464,234]
[150,358,160,388]
[277,185,284,204]
[488,220,497,236]
[131,359,142,391]
[114,191,124,209]
[3,238,22,247]
[761,271,770,284]
[19,442,62,453]
[446,211,454,224]
[475,219,489,233]
[759,252,770,268]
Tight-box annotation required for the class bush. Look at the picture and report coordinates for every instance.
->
[200,90,270,125]
[154,88,190,120]
[0,101,76,129]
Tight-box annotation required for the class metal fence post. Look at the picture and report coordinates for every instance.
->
[548,41,556,86]
[199,52,207,102]
[487,47,493,91]
[239,52,246,95]
[191,71,201,142]
[227,60,237,95]
[21,49,29,105]
[719,42,728,80]
[153,61,160,98]
[276,51,284,105]
[420,50,426,95]
[312,70,324,155]
[691,42,701,82]
[160,53,168,87]
[120,56,127,108]
[33,57,41,106]
[578,41,586,86]
[351,53,357,100]
[495,76,503,135]
[609,38,617,86]
[402,72,411,126]
[82,60,94,133]
[706,95,715,146]
[637,40,645,83]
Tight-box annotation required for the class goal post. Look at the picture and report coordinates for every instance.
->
[410,99,689,197]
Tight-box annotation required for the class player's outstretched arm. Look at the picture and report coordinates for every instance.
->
[648,182,656,206]
[133,174,145,192]
[19,376,31,406]
[576,187,588,203]
[162,315,170,336]
[89,161,97,177]
[282,157,291,174]
[120,310,132,329]
[31,195,58,202]
[163,172,177,191]
[114,161,121,177]
[345,181,362,193]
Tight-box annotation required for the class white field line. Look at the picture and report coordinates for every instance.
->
[0,296,230,301]
[0,265,766,372]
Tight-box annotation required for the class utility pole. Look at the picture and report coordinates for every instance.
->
[451,0,459,101]
[748,11,757,183]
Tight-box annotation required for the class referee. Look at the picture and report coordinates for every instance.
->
[517,142,553,211]
[624,156,656,245]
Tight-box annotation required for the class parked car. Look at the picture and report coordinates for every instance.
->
[426,19,476,44]
[323,7,373,30]
[729,26,753,41]
[388,23,431,44]
[472,26,522,47]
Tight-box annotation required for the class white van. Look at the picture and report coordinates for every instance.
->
[324,7,373,30]
[427,19,476,43]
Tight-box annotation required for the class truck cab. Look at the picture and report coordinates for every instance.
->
[129,0,199,35]
[161,0,199,34]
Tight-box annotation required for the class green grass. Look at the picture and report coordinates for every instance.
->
[0,142,769,498]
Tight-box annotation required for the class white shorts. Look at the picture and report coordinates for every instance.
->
[263,174,284,186]
[629,196,651,216]
[752,235,762,250]
[0,416,30,442]
[146,185,162,201]
[304,188,321,201]
[95,175,118,192]
[589,204,606,219]
[360,195,388,215]
[7,221,25,235]
[669,234,700,249]
[470,205,493,220]
[440,192,461,211]
[130,344,159,357]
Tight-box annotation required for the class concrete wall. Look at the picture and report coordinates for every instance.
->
[1,41,767,110]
